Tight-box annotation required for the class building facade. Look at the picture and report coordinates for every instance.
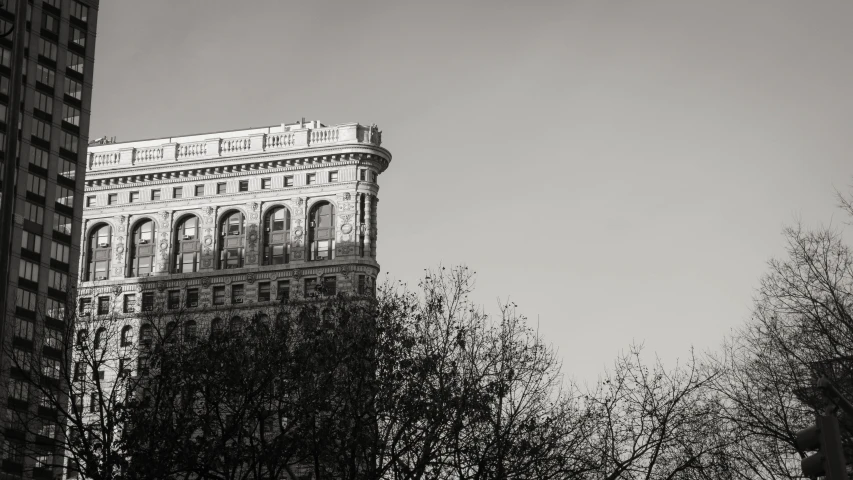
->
[78,119,388,342]
[0,0,99,478]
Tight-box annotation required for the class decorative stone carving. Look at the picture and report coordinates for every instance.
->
[247,272,256,284]
[136,283,144,292]
[202,258,212,267]
[292,269,302,279]
[247,225,259,251]
[202,235,214,255]
[112,285,123,295]
[156,281,166,292]
[201,277,211,288]
[341,223,353,235]
[250,202,260,220]
[248,254,257,264]
[343,192,351,201]
[224,277,232,285]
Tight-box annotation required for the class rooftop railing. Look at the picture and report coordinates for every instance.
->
[88,123,382,171]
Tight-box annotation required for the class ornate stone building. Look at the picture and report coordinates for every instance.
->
[78,119,388,334]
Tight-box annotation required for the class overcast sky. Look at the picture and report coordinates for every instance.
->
[90,1,853,383]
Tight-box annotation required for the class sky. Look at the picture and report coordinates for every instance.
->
[90,1,853,383]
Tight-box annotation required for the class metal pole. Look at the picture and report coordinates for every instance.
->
[0,0,29,347]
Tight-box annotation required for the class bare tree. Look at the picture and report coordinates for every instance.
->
[581,345,733,480]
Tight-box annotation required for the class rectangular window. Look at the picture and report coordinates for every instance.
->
[58,158,76,180]
[79,297,91,315]
[0,47,10,67]
[62,104,80,126]
[13,348,32,372]
[50,241,70,264]
[123,293,136,313]
[323,276,337,296]
[9,379,27,400]
[360,169,367,181]
[25,201,44,223]
[217,182,226,194]
[283,176,293,187]
[173,186,182,198]
[277,280,290,301]
[231,284,244,304]
[61,131,79,153]
[44,328,62,349]
[306,173,316,185]
[71,1,89,22]
[18,260,39,282]
[43,359,60,380]
[22,231,42,254]
[70,27,86,48]
[167,290,180,310]
[64,78,83,100]
[41,12,58,33]
[129,191,140,203]
[213,286,225,305]
[48,269,67,291]
[195,184,204,196]
[36,65,55,87]
[141,292,155,311]
[16,288,38,312]
[34,91,53,115]
[56,185,74,207]
[261,178,271,189]
[258,282,270,302]
[86,195,96,207]
[15,317,34,340]
[46,298,65,320]
[329,171,338,182]
[97,296,110,315]
[38,38,57,61]
[53,213,72,235]
[29,146,49,169]
[67,52,84,74]
[0,75,7,96]
[27,173,47,197]
[186,288,199,308]
[108,193,117,205]
[305,278,318,297]
[33,119,51,141]
[151,189,161,201]
[238,180,249,192]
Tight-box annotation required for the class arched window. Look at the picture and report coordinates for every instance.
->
[255,314,270,331]
[174,215,201,273]
[218,211,245,269]
[164,322,177,344]
[184,321,197,342]
[86,224,111,280]
[120,326,134,347]
[140,324,153,346]
[93,327,106,351]
[210,317,223,335]
[308,202,335,261]
[76,329,88,348]
[229,316,243,333]
[263,207,290,265]
[129,220,156,277]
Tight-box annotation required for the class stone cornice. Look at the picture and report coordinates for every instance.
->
[84,156,385,191]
